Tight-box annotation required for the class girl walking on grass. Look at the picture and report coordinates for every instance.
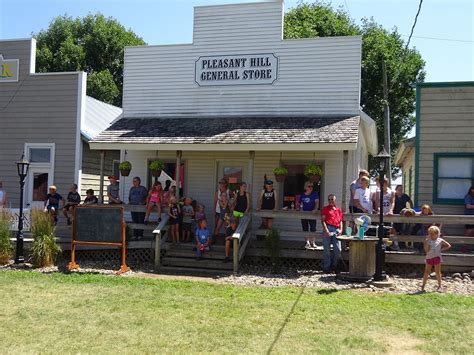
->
[422,225,451,292]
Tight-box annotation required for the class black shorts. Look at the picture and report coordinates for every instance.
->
[350,206,363,213]
[301,219,316,232]
[169,217,179,225]
[466,224,474,229]
[181,222,192,232]
[63,204,76,211]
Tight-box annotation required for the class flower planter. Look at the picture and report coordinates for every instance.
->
[151,169,162,177]
[307,174,321,183]
[120,169,131,177]
[274,174,287,183]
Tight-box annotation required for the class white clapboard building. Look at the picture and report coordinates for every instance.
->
[90,0,377,229]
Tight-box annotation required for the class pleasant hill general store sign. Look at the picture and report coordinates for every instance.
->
[195,53,278,86]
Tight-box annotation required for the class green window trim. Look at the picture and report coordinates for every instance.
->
[433,152,474,205]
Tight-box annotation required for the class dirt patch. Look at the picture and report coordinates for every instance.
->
[370,331,425,354]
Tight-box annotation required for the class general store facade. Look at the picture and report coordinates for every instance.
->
[90,0,377,230]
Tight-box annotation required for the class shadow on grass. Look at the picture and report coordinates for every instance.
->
[317,288,339,295]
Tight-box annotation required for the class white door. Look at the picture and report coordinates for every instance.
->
[26,167,53,209]
[24,143,55,209]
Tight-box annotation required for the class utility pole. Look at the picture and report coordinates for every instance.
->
[382,60,392,182]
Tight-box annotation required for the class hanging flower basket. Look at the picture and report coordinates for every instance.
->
[304,163,323,183]
[273,167,288,183]
[149,160,165,177]
[119,161,132,177]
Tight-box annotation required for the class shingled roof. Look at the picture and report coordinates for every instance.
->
[91,116,360,145]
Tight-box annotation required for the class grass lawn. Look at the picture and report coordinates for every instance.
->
[0,270,473,354]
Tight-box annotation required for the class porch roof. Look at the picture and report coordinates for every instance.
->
[90,115,360,151]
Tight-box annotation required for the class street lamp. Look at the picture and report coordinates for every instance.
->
[374,146,390,281]
[15,154,30,264]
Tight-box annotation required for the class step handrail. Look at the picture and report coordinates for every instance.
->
[231,214,251,273]
[152,214,170,271]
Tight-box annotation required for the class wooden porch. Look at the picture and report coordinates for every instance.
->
[32,206,474,275]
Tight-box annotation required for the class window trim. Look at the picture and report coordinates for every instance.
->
[433,152,474,205]
[25,143,55,168]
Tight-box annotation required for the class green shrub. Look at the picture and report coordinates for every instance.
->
[273,167,288,176]
[149,160,165,171]
[30,209,61,267]
[118,161,132,170]
[265,228,281,273]
[0,211,13,264]
[304,163,323,177]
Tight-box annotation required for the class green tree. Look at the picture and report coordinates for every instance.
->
[284,2,426,174]
[35,14,146,106]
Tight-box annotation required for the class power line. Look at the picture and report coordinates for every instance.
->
[405,0,424,50]
[401,35,473,43]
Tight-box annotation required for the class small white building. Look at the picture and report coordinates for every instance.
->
[90,0,377,229]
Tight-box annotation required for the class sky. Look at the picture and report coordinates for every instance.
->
[1,0,473,84]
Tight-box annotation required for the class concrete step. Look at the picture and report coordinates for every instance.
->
[162,256,233,271]
[158,266,232,277]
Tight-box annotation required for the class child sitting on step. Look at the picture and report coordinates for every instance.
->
[195,219,211,260]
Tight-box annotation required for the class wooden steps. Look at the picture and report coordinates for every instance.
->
[160,242,234,273]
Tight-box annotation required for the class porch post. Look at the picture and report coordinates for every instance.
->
[99,150,105,204]
[175,150,182,200]
[341,150,348,213]
[248,150,255,197]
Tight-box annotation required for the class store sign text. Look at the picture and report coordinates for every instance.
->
[0,55,19,82]
[195,53,278,86]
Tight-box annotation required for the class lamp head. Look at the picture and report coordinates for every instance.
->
[376,146,391,171]
[16,154,30,179]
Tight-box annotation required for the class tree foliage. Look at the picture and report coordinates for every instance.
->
[35,14,146,106]
[284,2,426,174]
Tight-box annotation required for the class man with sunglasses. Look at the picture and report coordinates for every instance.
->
[321,194,343,273]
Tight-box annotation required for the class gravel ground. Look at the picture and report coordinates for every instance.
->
[2,261,473,295]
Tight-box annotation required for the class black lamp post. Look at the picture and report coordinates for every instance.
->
[15,154,30,264]
[374,146,390,281]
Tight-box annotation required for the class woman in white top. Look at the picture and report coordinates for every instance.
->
[354,176,372,214]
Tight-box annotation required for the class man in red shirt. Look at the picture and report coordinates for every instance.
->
[321,193,343,273]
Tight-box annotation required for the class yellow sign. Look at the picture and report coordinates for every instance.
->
[0,55,19,82]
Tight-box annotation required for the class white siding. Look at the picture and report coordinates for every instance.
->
[121,150,347,232]
[122,1,361,118]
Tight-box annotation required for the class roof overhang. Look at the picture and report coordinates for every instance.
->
[359,111,378,155]
[89,142,357,151]
[394,137,415,166]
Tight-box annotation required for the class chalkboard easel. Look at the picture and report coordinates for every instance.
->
[68,205,130,273]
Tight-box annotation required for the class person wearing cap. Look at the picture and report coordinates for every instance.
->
[107,175,122,204]
[256,179,277,229]
[297,181,320,250]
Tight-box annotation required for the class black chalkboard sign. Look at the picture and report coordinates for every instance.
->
[69,205,129,273]
[74,206,123,243]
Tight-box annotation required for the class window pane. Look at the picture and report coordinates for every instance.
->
[33,173,48,201]
[438,157,472,178]
[29,148,51,163]
[437,178,471,199]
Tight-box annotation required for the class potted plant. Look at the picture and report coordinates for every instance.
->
[119,161,132,177]
[0,211,13,265]
[149,160,165,177]
[304,163,323,183]
[273,166,288,182]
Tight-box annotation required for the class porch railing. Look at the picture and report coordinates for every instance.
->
[231,215,252,273]
[152,214,170,271]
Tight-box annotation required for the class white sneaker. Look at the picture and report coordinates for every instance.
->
[305,241,311,249]
[311,242,319,250]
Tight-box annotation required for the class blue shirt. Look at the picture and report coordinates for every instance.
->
[465,194,474,216]
[300,191,319,211]
[129,185,148,205]
[195,228,210,244]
